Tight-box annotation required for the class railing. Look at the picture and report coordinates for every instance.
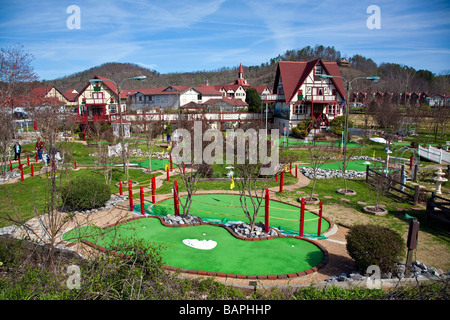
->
[84,98,107,105]
[365,165,424,204]
[304,95,336,102]
[262,94,284,102]
[426,192,450,225]
[418,145,450,164]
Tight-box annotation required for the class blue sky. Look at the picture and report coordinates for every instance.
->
[0,0,449,80]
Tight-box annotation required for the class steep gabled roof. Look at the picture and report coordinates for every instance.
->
[63,89,79,102]
[273,59,346,104]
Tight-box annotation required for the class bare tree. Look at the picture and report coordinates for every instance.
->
[0,44,38,179]
[0,112,14,179]
[0,43,38,112]
[305,144,332,200]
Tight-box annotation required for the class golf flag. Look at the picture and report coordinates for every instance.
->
[167,145,172,152]
[230,178,235,190]
[165,164,169,171]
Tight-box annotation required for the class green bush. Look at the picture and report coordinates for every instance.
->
[292,119,312,138]
[60,176,111,211]
[346,224,404,274]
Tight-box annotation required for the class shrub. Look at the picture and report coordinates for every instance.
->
[197,163,213,178]
[292,119,312,138]
[346,224,404,274]
[60,176,111,211]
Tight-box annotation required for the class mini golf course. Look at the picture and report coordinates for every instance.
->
[63,194,330,278]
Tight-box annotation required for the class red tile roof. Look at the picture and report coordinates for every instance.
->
[63,89,79,101]
[195,85,222,95]
[203,97,248,106]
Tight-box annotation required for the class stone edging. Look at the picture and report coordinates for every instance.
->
[79,197,330,280]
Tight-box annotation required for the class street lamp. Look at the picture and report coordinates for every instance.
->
[89,75,147,177]
[319,74,380,184]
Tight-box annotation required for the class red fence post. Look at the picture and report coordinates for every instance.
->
[119,181,123,196]
[295,164,298,178]
[279,171,284,193]
[174,180,179,216]
[9,161,12,171]
[152,175,156,203]
[166,166,169,181]
[74,158,77,169]
[300,197,305,237]
[410,155,413,170]
[34,152,38,162]
[20,165,24,181]
[140,186,145,216]
[275,172,278,182]
[30,163,34,177]
[128,180,133,211]
[27,154,30,166]
[317,200,323,237]
[265,188,269,233]
[170,155,173,172]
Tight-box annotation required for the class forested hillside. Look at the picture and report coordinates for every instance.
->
[40,45,449,95]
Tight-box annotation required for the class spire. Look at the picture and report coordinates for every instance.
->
[238,63,244,76]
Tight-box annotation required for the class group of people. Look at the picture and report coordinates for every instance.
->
[11,138,61,167]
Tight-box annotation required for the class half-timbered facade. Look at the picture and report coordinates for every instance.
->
[271,59,346,134]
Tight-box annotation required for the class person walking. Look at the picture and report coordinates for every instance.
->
[14,142,21,161]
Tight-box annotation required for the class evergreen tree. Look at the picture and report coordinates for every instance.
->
[245,88,262,112]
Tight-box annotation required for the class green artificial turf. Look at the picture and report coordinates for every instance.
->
[63,217,324,275]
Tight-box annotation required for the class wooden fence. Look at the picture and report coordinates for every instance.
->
[365,165,423,204]
[426,193,450,227]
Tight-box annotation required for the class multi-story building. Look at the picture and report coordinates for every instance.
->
[270,58,346,134]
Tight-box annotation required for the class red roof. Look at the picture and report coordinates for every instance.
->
[273,59,346,104]
[195,85,222,95]
[203,97,248,106]
[63,89,79,101]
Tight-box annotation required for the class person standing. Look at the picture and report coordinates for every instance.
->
[14,142,21,161]
[35,138,44,160]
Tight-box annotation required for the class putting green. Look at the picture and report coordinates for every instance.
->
[147,194,330,236]
[131,159,177,170]
[63,217,325,276]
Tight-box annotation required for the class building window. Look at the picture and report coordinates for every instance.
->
[295,105,306,114]
[328,105,336,114]
[315,66,322,75]
[110,104,117,114]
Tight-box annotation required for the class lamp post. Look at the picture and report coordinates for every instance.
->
[319,74,379,182]
[89,76,147,179]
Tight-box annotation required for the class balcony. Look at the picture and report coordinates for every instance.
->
[84,98,107,105]
[262,94,285,102]
[304,95,336,102]
[75,114,110,123]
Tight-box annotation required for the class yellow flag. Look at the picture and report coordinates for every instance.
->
[230,178,235,190]
[167,145,172,152]
[165,164,169,171]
